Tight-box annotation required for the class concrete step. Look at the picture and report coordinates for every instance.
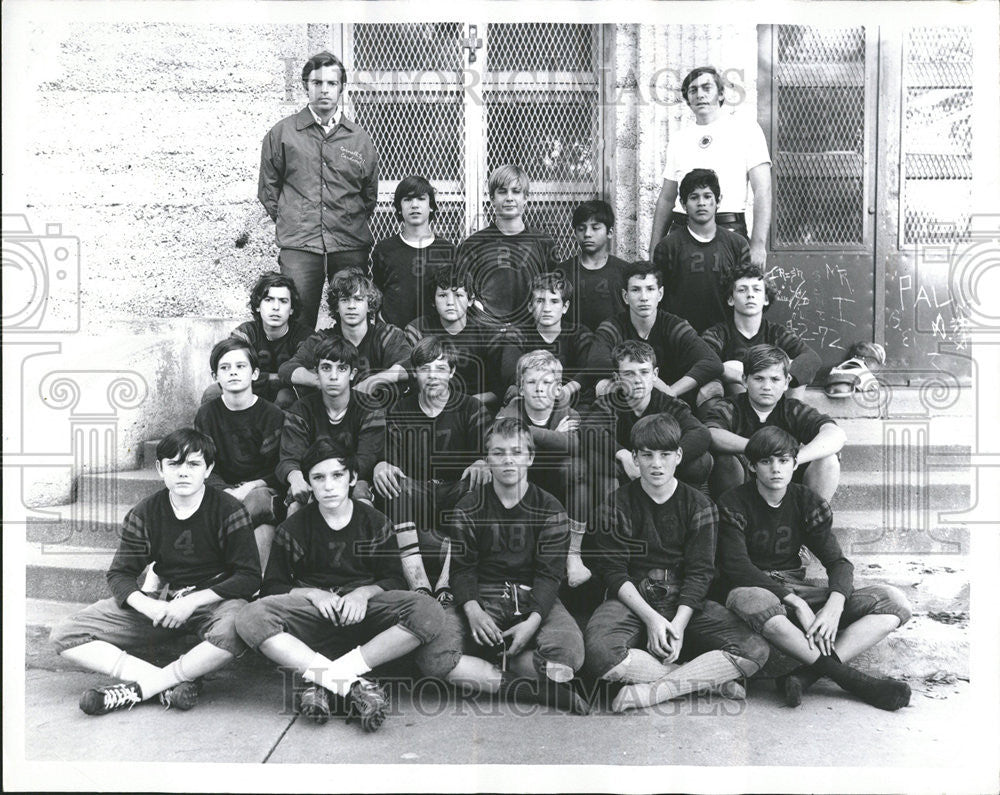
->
[830,468,971,513]
[26,504,133,549]
[77,468,163,505]
[798,386,974,420]
[831,510,968,555]
[25,543,117,603]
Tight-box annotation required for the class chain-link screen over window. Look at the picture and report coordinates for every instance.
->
[771,27,868,247]
[483,23,602,258]
[901,27,972,244]
[348,23,468,246]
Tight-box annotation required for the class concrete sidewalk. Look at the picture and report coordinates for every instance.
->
[22,656,974,768]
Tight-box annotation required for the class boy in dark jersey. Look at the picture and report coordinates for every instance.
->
[498,272,601,408]
[200,271,312,409]
[439,417,588,713]
[278,337,386,514]
[595,261,723,407]
[652,168,750,334]
[370,175,457,328]
[374,336,494,598]
[235,438,449,732]
[455,164,561,328]
[404,265,501,405]
[194,338,285,569]
[280,272,412,398]
[555,199,629,330]
[699,344,845,501]
[587,341,713,492]
[717,427,912,710]
[584,414,768,712]
[699,263,820,402]
[51,429,261,715]
[496,351,589,588]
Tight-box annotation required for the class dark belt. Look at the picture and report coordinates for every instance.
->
[671,211,745,224]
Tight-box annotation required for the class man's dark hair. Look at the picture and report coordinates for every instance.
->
[411,334,460,370]
[531,272,573,304]
[327,272,382,317]
[571,199,615,230]
[249,271,301,320]
[745,426,800,463]
[301,435,359,480]
[679,168,721,204]
[210,337,259,374]
[428,265,472,296]
[612,340,657,370]
[314,337,361,371]
[156,428,216,468]
[302,51,347,88]
[630,413,682,453]
[393,175,438,221]
[623,260,663,289]
[720,263,777,313]
[743,344,791,377]
[681,66,725,107]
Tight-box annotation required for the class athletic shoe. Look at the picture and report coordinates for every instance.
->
[79,681,143,715]
[159,680,202,711]
[346,678,388,733]
[298,685,332,725]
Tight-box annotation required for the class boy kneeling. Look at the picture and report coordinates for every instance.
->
[235,438,448,732]
[50,429,261,715]
[717,427,912,710]
[584,414,769,712]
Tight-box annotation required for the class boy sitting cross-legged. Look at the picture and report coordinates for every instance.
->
[431,417,589,714]
[455,164,561,329]
[587,340,713,494]
[235,437,449,732]
[50,429,261,715]
[584,414,769,713]
[374,335,494,600]
[277,337,386,515]
[279,271,412,398]
[195,338,285,570]
[699,263,820,403]
[200,271,312,410]
[554,199,630,332]
[498,272,601,408]
[699,344,845,502]
[370,174,457,329]
[404,265,501,405]
[717,427,912,711]
[594,260,723,408]
[496,351,590,588]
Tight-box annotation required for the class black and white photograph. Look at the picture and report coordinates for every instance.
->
[3,1,999,792]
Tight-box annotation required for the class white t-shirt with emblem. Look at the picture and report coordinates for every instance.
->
[663,112,771,214]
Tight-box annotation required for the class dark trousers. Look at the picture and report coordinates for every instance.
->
[278,247,371,330]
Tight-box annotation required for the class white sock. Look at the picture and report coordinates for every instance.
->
[304,647,371,697]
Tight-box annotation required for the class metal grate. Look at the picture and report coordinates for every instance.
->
[902,27,973,244]
[483,23,601,256]
[772,27,868,247]
[348,23,467,247]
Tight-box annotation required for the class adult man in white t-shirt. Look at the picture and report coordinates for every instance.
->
[648,67,772,268]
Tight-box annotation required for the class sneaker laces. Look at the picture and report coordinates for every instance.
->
[103,683,141,710]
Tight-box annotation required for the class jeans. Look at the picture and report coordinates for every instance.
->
[278,247,371,330]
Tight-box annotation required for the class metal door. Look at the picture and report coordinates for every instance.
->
[341,22,605,257]
[758,24,974,379]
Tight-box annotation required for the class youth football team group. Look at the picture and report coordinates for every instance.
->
[51,55,914,735]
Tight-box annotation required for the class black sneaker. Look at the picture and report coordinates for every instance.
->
[346,678,388,733]
[299,685,332,725]
[79,681,143,715]
[159,680,202,711]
